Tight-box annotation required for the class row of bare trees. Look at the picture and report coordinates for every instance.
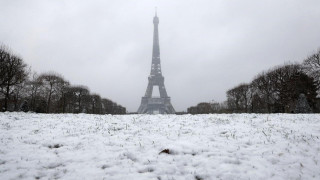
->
[0,45,126,114]
[226,49,320,113]
[187,50,320,114]
[227,64,318,113]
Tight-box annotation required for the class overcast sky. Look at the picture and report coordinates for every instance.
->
[1,0,320,112]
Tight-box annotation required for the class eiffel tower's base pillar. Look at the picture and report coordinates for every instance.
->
[138,97,175,114]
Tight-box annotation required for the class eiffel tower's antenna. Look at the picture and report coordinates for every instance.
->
[155,7,157,16]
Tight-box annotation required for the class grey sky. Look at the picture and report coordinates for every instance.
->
[1,0,320,112]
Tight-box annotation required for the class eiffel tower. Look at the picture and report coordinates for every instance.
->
[137,12,175,114]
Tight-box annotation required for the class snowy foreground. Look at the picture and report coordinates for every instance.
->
[0,113,320,180]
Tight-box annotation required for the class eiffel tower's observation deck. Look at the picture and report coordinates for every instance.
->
[137,12,175,114]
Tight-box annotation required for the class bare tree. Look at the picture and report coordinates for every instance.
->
[90,94,102,114]
[0,46,28,111]
[187,106,197,114]
[226,83,252,113]
[268,64,301,112]
[226,87,241,112]
[25,72,43,111]
[302,49,320,96]
[11,81,26,111]
[197,102,213,114]
[251,71,274,113]
[63,86,77,113]
[38,72,67,113]
[71,85,90,113]
[100,98,126,114]
[58,81,70,113]
[238,83,252,113]
[101,98,114,114]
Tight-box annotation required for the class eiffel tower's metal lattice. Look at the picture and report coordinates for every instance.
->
[137,13,175,114]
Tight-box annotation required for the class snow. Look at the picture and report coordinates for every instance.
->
[0,113,320,180]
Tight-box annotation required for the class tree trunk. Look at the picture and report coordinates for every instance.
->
[78,95,81,113]
[92,102,95,114]
[47,92,52,113]
[47,84,53,113]
[4,84,10,111]
[62,94,66,113]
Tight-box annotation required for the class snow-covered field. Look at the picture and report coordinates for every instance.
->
[0,113,319,180]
